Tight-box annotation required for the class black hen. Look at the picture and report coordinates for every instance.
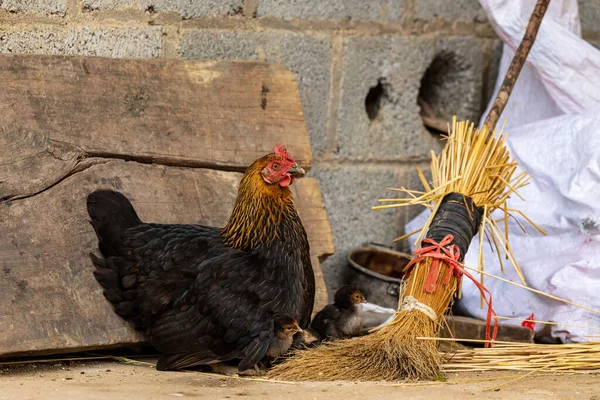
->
[87,144,314,372]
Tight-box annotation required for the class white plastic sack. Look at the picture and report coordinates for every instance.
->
[406,0,600,342]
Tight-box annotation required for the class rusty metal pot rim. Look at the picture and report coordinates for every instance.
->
[347,246,412,284]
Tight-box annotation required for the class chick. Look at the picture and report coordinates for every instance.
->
[309,285,367,341]
[248,316,302,374]
[266,316,303,359]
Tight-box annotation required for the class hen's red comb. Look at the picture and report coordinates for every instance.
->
[273,143,290,159]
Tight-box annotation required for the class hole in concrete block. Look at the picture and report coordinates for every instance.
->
[418,51,473,135]
[365,78,388,122]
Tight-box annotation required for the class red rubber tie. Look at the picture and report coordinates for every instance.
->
[404,234,498,347]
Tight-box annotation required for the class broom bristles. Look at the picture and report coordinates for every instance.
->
[270,312,439,381]
[270,258,458,381]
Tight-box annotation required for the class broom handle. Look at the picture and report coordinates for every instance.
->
[483,0,551,132]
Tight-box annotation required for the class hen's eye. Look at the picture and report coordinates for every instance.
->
[272,162,281,171]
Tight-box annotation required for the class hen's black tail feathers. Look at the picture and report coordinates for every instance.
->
[87,190,141,257]
[87,190,143,328]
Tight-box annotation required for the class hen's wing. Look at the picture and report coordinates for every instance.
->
[92,223,221,329]
[299,249,315,329]
[93,221,280,371]
[148,249,282,371]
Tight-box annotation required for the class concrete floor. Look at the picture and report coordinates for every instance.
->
[0,358,598,400]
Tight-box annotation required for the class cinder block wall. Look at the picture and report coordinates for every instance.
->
[2,0,598,298]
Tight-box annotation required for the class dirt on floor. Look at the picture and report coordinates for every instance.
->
[0,358,598,400]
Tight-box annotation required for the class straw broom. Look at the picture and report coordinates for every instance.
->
[269,119,535,381]
[269,0,551,381]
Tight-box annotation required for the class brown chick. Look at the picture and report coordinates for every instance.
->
[251,316,302,374]
[266,316,303,359]
[309,285,367,341]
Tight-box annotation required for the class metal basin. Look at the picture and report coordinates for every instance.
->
[347,246,412,310]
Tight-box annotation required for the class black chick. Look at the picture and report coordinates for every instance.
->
[309,286,367,341]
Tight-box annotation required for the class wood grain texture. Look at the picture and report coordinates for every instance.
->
[0,161,332,357]
[441,316,534,344]
[0,55,331,357]
[0,54,311,201]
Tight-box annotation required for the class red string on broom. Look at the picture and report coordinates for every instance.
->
[403,234,499,347]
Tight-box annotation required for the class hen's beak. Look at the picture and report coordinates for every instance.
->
[288,164,306,177]
[295,326,303,333]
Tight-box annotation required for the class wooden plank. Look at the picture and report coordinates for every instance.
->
[0,55,311,201]
[441,316,535,344]
[0,161,332,357]
[292,178,332,314]
[291,179,334,265]
[310,256,328,316]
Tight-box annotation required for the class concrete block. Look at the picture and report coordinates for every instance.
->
[414,0,487,22]
[578,0,600,33]
[82,0,242,16]
[180,30,332,157]
[256,0,403,22]
[82,0,133,11]
[136,0,243,18]
[310,165,403,297]
[1,0,67,15]
[429,36,484,123]
[62,27,162,58]
[338,36,438,161]
[338,35,483,161]
[0,27,162,58]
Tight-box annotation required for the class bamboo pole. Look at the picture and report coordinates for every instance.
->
[483,0,551,131]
